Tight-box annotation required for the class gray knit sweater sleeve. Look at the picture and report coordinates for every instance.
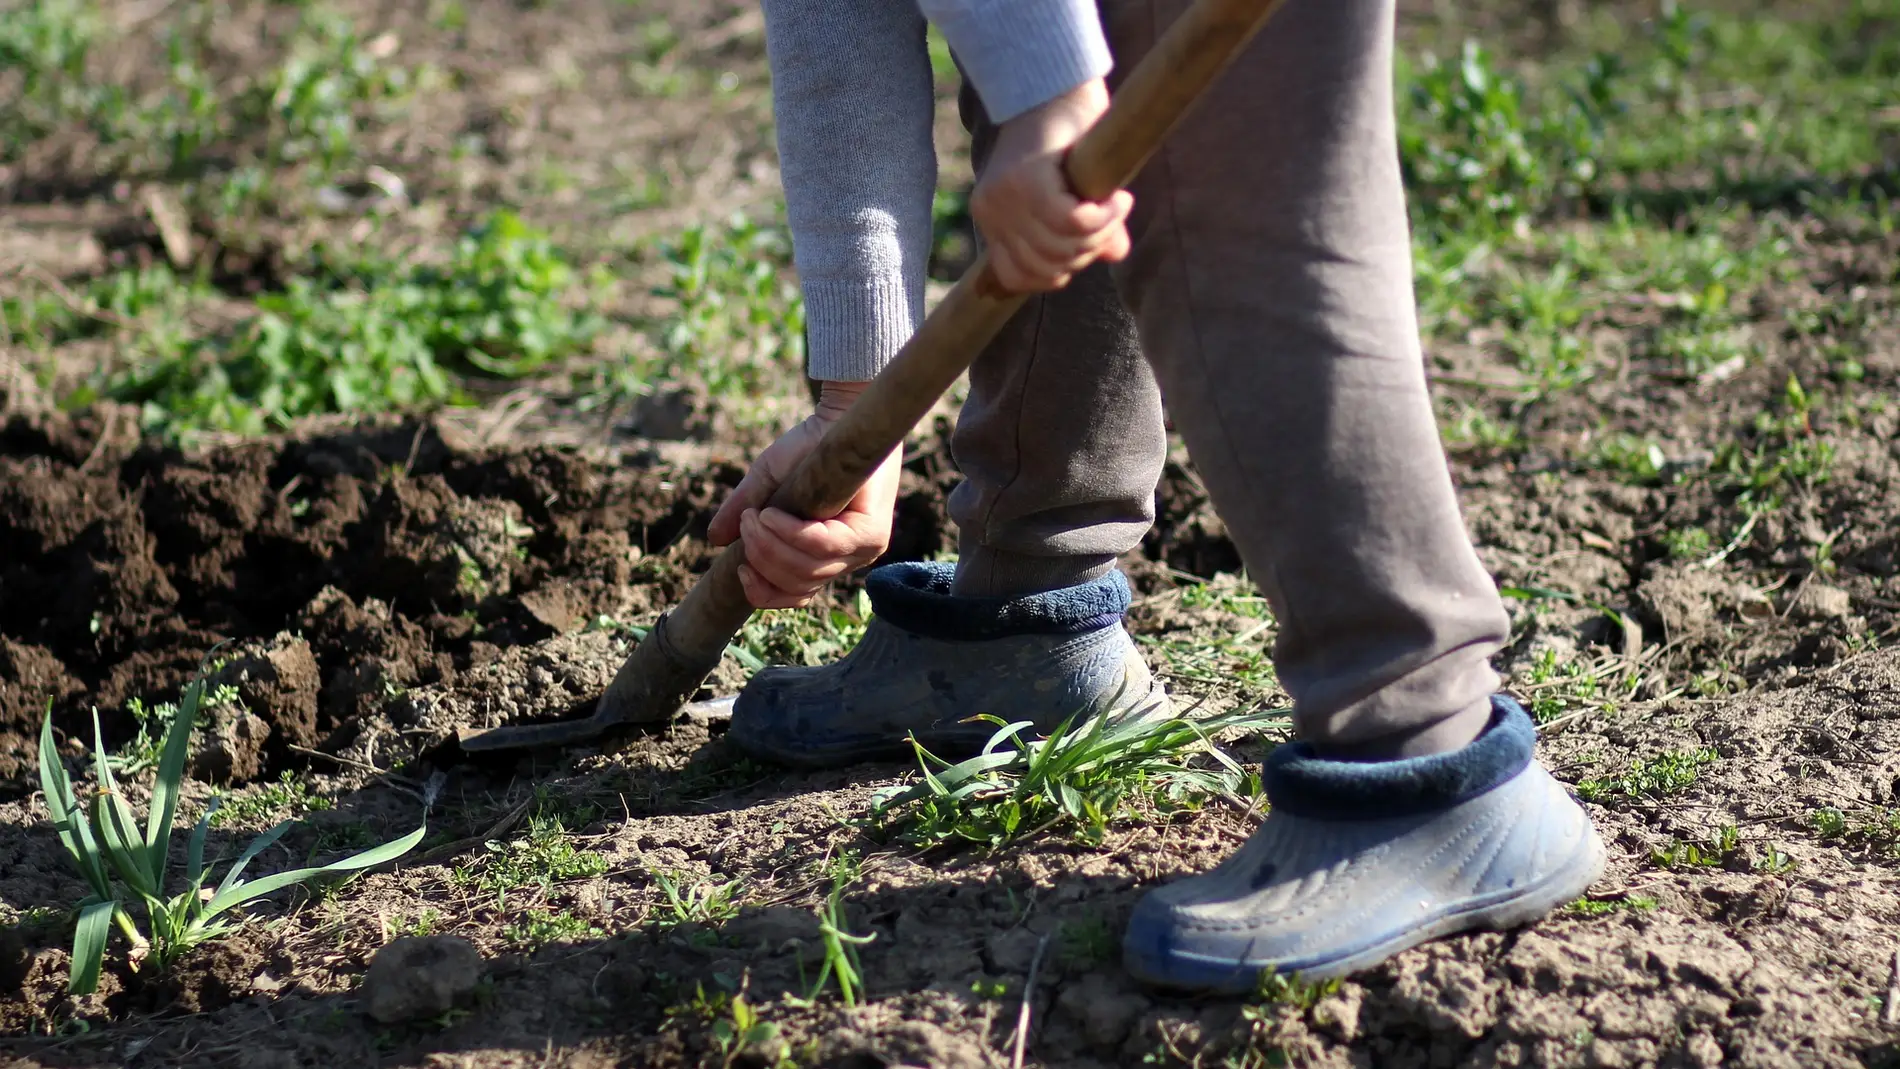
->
[917,0,1112,123]
[762,0,1110,381]
[763,0,936,382]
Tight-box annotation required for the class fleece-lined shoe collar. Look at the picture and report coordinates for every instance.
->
[864,560,1129,641]
[1262,696,1537,820]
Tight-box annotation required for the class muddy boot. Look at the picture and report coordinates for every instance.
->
[727,561,1170,768]
[1122,697,1605,990]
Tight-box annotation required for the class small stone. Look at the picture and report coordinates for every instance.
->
[363,936,484,1024]
[1790,583,1852,621]
[723,906,818,952]
[1685,1030,1725,1067]
[1055,971,1151,1050]
[986,928,1042,974]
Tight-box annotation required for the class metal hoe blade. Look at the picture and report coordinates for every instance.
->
[455,695,735,752]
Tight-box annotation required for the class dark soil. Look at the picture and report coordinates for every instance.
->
[0,409,759,794]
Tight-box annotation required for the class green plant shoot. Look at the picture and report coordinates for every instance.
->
[36,671,425,993]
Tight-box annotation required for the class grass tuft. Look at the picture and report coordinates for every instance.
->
[1577,747,1719,803]
[871,702,1284,850]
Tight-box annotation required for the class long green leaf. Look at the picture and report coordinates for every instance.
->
[186,798,219,891]
[89,712,155,891]
[213,821,294,899]
[90,789,156,900]
[68,898,116,995]
[39,714,113,898]
[944,780,998,803]
[878,751,1018,809]
[145,675,205,882]
[979,720,1037,757]
[202,824,426,921]
[927,750,1019,788]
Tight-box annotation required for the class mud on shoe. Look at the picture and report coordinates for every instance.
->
[1122,696,1605,992]
[727,561,1170,769]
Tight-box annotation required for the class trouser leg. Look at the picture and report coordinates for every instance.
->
[946,76,1168,600]
[1100,0,1510,755]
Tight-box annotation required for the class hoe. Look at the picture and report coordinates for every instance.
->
[458,0,1291,753]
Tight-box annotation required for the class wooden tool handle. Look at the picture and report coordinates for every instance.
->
[596,0,1291,727]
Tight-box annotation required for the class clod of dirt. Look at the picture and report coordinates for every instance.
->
[1052,971,1152,1051]
[354,629,623,770]
[815,1012,1002,1069]
[1789,582,1854,621]
[295,585,454,735]
[0,923,31,994]
[0,639,83,783]
[189,698,272,784]
[210,634,323,754]
[355,477,532,613]
[0,942,127,1035]
[1636,563,1752,641]
[362,935,484,1024]
[141,936,285,1015]
[625,386,710,441]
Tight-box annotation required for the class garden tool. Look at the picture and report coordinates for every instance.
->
[457,0,1293,753]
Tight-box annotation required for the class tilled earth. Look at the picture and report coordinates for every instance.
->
[2,383,1900,1067]
[8,0,1900,1064]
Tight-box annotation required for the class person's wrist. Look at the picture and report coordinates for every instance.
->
[997,77,1109,155]
[814,380,869,423]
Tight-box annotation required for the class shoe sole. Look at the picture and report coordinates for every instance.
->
[1123,823,1609,992]
[727,680,1176,771]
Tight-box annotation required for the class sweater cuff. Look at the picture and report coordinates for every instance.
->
[801,274,922,382]
[920,0,1112,123]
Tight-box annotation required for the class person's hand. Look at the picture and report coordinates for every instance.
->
[707,383,903,609]
[970,77,1133,293]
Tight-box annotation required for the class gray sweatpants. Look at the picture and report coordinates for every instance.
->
[946,0,1511,756]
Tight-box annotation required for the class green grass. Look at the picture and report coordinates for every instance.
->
[795,856,873,1009]
[451,814,608,903]
[0,265,209,352]
[1651,823,1739,869]
[106,211,604,434]
[1218,972,1345,1069]
[710,993,781,1068]
[647,867,744,928]
[1567,894,1659,917]
[1401,4,1900,231]
[208,771,334,828]
[1804,805,1900,854]
[871,704,1283,850]
[503,908,602,949]
[1396,3,1888,433]
[1576,747,1719,802]
[1514,645,1641,723]
[568,210,805,423]
[2,2,419,181]
[1252,970,1343,1011]
[109,677,239,774]
[1059,915,1118,968]
[6,1,1890,458]
[650,213,803,392]
[1711,374,1837,512]
[727,590,873,671]
[1661,526,1715,561]
[394,907,443,937]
